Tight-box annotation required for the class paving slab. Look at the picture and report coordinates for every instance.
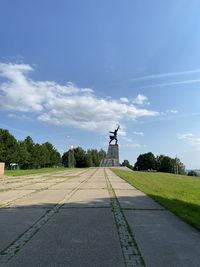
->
[2,167,200,267]
[0,190,35,205]
[115,189,163,210]
[81,181,107,189]
[50,181,80,190]
[111,182,136,190]
[0,184,12,190]
[0,208,46,251]
[63,189,110,208]
[10,189,71,208]
[124,210,200,267]
[20,182,56,190]
[6,208,125,267]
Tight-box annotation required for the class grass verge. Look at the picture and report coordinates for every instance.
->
[5,168,69,176]
[112,169,200,231]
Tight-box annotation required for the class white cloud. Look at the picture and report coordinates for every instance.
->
[142,79,200,89]
[131,68,200,81]
[133,131,144,136]
[120,97,129,103]
[8,113,30,120]
[132,94,150,105]
[166,109,178,114]
[120,136,141,148]
[0,63,159,133]
[178,133,194,139]
[178,133,200,150]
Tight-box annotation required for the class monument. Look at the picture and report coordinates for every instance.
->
[100,125,120,167]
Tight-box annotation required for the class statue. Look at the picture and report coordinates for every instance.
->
[109,125,120,145]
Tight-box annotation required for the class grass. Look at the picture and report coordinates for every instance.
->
[113,169,200,231]
[5,168,68,176]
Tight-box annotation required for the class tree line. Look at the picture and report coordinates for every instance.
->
[0,128,106,169]
[0,129,61,169]
[122,152,186,175]
[62,147,106,168]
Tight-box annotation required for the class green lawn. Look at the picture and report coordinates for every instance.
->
[113,169,200,231]
[5,168,69,176]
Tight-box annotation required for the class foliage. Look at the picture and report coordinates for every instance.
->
[0,128,62,169]
[0,129,18,165]
[188,170,198,176]
[62,147,106,168]
[134,152,185,174]
[134,152,156,171]
[121,159,133,170]
[113,169,200,231]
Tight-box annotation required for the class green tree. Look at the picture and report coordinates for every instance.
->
[16,141,30,168]
[134,152,156,171]
[73,147,87,167]
[85,152,93,167]
[0,129,18,166]
[156,155,185,174]
[98,149,106,164]
[175,157,185,175]
[188,170,198,176]
[42,142,61,167]
[121,160,133,169]
[158,156,174,173]
[23,136,35,167]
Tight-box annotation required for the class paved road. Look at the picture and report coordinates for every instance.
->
[0,168,200,267]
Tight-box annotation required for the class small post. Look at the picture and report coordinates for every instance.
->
[0,162,5,175]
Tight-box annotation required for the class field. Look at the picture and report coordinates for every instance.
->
[5,168,68,176]
[113,169,200,231]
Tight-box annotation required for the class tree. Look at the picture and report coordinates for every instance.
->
[62,149,76,168]
[134,152,156,171]
[175,157,185,175]
[73,147,87,167]
[121,160,133,169]
[0,129,18,166]
[87,149,101,167]
[156,155,185,174]
[16,141,30,168]
[157,155,174,173]
[23,136,35,167]
[42,142,61,167]
[98,149,106,163]
[187,170,198,176]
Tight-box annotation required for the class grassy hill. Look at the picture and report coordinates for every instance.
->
[113,169,200,231]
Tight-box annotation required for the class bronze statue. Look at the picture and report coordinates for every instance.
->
[109,125,120,145]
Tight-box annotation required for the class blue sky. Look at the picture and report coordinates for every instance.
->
[0,0,200,168]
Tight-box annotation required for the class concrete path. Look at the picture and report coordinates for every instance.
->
[0,168,200,266]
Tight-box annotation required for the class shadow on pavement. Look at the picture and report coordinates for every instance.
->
[1,194,200,267]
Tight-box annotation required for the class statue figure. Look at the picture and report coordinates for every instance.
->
[109,125,120,145]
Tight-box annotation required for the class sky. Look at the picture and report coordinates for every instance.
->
[0,0,200,169]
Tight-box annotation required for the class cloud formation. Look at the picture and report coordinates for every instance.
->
[178,133,200,150]
[0,63,159,133]
[132,94,150,105]
[131,68,200,81]
[133,131,144,136]
[166,110,178,114]
[142,79,200,89]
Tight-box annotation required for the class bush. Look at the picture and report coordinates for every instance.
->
[188,170,198,176]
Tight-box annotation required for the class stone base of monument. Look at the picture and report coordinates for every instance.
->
[100,144,120,167]
[0,162,5,175]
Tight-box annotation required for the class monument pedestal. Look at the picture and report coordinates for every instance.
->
[100,144,120,167]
